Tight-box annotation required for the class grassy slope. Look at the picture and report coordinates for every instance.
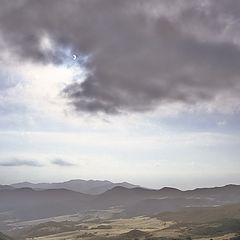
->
[156,204,240,238]
[156,203,240,223]
[0,232,13,240]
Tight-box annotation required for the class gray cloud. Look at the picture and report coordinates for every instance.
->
[1,0,240,113]
[51,158,75,167]
[0,158,42,167]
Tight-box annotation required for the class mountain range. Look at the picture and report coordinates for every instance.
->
[1,182,240,221]
[11,179,138,195]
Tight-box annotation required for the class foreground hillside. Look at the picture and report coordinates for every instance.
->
[9,204,240,240]
[0,232,12,240]
[156,203,240,223]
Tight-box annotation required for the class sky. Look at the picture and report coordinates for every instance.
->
[0,0,240,189]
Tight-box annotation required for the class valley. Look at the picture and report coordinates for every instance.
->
[1,183,240,240]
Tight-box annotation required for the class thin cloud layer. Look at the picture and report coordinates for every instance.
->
[51,158,75,167]
[0,158,42,167]
[1,0,240,114]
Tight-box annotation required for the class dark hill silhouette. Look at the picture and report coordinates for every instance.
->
[158,187,182,196]
[120,229,149,238]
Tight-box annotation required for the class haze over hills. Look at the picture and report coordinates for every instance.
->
[0,185,14,190]
[0,188,92,221]
[11,179,139,195]
[2,183,240,240]
[96,184,240,217]
[1,183,240,221]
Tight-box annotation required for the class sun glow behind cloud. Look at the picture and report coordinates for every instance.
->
[0,38,89,122]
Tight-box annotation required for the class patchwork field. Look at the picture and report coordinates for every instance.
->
[15,215,239,240]
[23,217,173,240]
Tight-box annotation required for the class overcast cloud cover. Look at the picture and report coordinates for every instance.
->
[0,0,240,188]
[1,0,240,113]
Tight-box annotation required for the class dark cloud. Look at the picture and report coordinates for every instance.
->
[1,0,240,113]
[51,158,75,167]
[0,158,42,167]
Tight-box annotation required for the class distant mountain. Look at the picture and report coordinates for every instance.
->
[0,185,14,190]
[185,184,240,202]
[94,184,240,217]
[1,184,240,221]
[11,179,139,194]
[95,184,240,207]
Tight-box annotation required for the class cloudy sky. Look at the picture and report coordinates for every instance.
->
[0,0,240,189]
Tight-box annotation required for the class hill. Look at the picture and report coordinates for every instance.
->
[0,185,14,190]
[120,229,149,238]
[93,184,240,217]
[1,184,240,221]
[156,203,240,223]
[0,188,93,221]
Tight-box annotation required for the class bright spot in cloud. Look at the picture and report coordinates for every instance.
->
[39,34,54,52]
[0,51,87,119]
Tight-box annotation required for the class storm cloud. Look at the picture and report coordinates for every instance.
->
[1,0,240,113]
